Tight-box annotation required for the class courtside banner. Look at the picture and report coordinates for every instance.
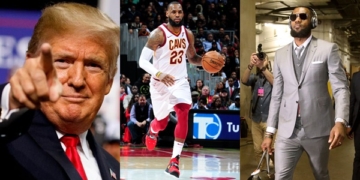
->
[0,9,40,83]
[191,110,240,141]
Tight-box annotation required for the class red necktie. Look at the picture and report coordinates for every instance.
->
[230,88,233,96]
[61,135,87,180]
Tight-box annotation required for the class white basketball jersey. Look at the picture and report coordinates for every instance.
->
[153,24,189,80]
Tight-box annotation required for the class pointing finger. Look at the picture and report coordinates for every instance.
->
[39,43,54,74]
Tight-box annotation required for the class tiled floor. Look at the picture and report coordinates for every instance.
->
[120,146,240,180]
[240,131,355,180]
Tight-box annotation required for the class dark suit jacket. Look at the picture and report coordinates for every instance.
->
[226,86,240,101]
[350,72,360,132]
[0,84,119,180]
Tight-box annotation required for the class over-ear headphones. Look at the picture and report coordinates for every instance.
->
[289,7,318,29]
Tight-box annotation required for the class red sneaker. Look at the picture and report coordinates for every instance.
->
[145,129,158,151]
[165,155,180,178]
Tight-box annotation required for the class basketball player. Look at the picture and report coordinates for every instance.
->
[138,1,203,178]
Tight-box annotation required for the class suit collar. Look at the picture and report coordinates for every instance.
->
[286,36,318,85]
[29,110,83,180]
[298,37,318,85]
[56,130,91,159]
[30,111,116,179]
[86,131,114,180]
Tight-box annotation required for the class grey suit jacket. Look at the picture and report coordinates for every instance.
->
[267,37,350,138]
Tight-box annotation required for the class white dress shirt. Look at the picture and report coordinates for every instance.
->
[1,84,102,180]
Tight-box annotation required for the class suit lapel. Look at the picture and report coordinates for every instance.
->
[299,37,318,85]
[286,44,298,84]
[28,111,83,180]
[86,132,114,180]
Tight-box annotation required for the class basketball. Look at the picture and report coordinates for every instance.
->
[201,51,225,73]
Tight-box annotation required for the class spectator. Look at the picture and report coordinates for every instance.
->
[128,15,142,34]
[226,77,240,101]
[203,33,221,52]
[226,71,240,88]
[219,88,231,107]
[228,95,240,110]
[201,85,213,104]
[127,94,153,144]
[135,73,151,99]
[191,79,204,95]
[210,97,227,110]
[193,96,208,110]
[126,4,142,23]
[138,24,150,36]
[123,85,139,110]
[184,13,196,29]
[190,91,200,109]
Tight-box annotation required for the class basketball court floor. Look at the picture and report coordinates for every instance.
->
[120,146,240,180]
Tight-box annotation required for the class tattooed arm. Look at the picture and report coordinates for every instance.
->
[186,29,202,66]
[138,28,175,86]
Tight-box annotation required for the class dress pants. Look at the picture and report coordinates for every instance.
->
[275,126,330,180]
[251,120,275,169]
[127,121,149,144]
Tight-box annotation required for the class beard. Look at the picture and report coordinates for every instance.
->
[290,24,311,38]
[169,18,183,27]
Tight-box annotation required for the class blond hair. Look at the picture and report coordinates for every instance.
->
[28,2,120,79]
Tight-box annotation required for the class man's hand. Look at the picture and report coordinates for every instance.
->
[140,120,147,127]
[9,43,62,110]
[328,122,346,150]
[261,137,273,155]
[347,127,353,139]
[158,72,175,86]
[135,121,142,127]
[251,53,268,69]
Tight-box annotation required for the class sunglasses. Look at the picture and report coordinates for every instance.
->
[289,13,308,21]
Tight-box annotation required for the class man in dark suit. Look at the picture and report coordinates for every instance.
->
[349,71,360,180]
[226,77,240,101]
[0,2,120,180]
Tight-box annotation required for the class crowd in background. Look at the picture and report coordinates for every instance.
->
[120,0,240,145]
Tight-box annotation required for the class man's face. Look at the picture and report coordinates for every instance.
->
[131,5,136,12]
[290,7,312,38]
[207,34,214,41]
[135,16,140,23]
[120,87,125,94]
[39,33,113,134]
[219,28,224,34]
[228,78,234,86]
[138,96,147,106]
[231,72,237,79]
[201,87,209,96]
[215,98,221,106]
[167,4,184,27]
[131,86,138,94]
[120,75,126,83]
[196,80,202,87]
[140,25,147,32]
[143,74,150,83]
[235,98,240,106]
[221,47,227,53]
[198,28,203,35]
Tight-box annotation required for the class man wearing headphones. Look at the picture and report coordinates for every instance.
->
[261,7,349,180]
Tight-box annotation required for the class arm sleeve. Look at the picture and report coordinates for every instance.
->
[138,47,159,76]
[1,84,20,120]
[130,105,138,123]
